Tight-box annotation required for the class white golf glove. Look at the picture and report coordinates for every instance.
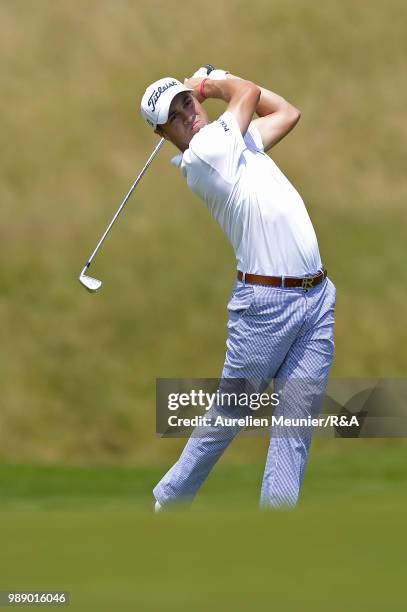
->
[192,67,231,80]
[191,66,212,78]
[207,68,230,80]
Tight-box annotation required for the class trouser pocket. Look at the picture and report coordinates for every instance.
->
[227,283,256,329]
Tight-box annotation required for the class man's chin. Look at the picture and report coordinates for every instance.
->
[191,123,203,136]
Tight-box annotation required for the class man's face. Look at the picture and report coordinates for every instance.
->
[156,92,209,151]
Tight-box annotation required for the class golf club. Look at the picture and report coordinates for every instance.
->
[78,64,215,293]
[79,137,165,292]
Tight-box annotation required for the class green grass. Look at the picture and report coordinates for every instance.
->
[1,503,405,612]
[0,446,406,611]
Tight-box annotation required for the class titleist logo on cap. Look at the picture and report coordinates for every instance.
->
[148,80,178,113]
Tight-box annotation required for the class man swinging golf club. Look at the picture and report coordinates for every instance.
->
[140,66,336,510]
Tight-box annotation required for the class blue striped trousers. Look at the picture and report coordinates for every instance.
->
[154,276,336,508]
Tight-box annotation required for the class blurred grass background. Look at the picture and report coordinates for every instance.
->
[0,0,406,608]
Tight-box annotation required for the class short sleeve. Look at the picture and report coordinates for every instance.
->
[245,121,264,152]
[188,111,246,182]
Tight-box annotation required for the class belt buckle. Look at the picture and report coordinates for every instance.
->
[301,277,314,292]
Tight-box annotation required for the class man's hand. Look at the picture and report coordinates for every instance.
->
[184,77,207,103]
[192,67,231,80]
[184,67,233,102]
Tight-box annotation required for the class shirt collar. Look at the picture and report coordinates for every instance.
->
[170,153,183,168]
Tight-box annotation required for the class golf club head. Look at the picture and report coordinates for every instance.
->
[79,273,102,293]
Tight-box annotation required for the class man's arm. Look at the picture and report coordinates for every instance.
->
[227,73,301,152]
[184,77,261,136]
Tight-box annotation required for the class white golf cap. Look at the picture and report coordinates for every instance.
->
[140,77,192,129]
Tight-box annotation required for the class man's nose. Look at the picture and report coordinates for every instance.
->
[183,109,195,125]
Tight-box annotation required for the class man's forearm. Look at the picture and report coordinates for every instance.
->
[255,87,298,117]
[223,73,300,150]
[227,74,299,117]
[200,77,260,105]
[184,75,261,135]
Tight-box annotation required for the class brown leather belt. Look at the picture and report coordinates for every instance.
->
[237,268,327,291]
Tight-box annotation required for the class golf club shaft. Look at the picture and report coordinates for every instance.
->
[81,137,165,275]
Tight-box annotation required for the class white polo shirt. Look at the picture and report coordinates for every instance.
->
[171,111,322,276]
